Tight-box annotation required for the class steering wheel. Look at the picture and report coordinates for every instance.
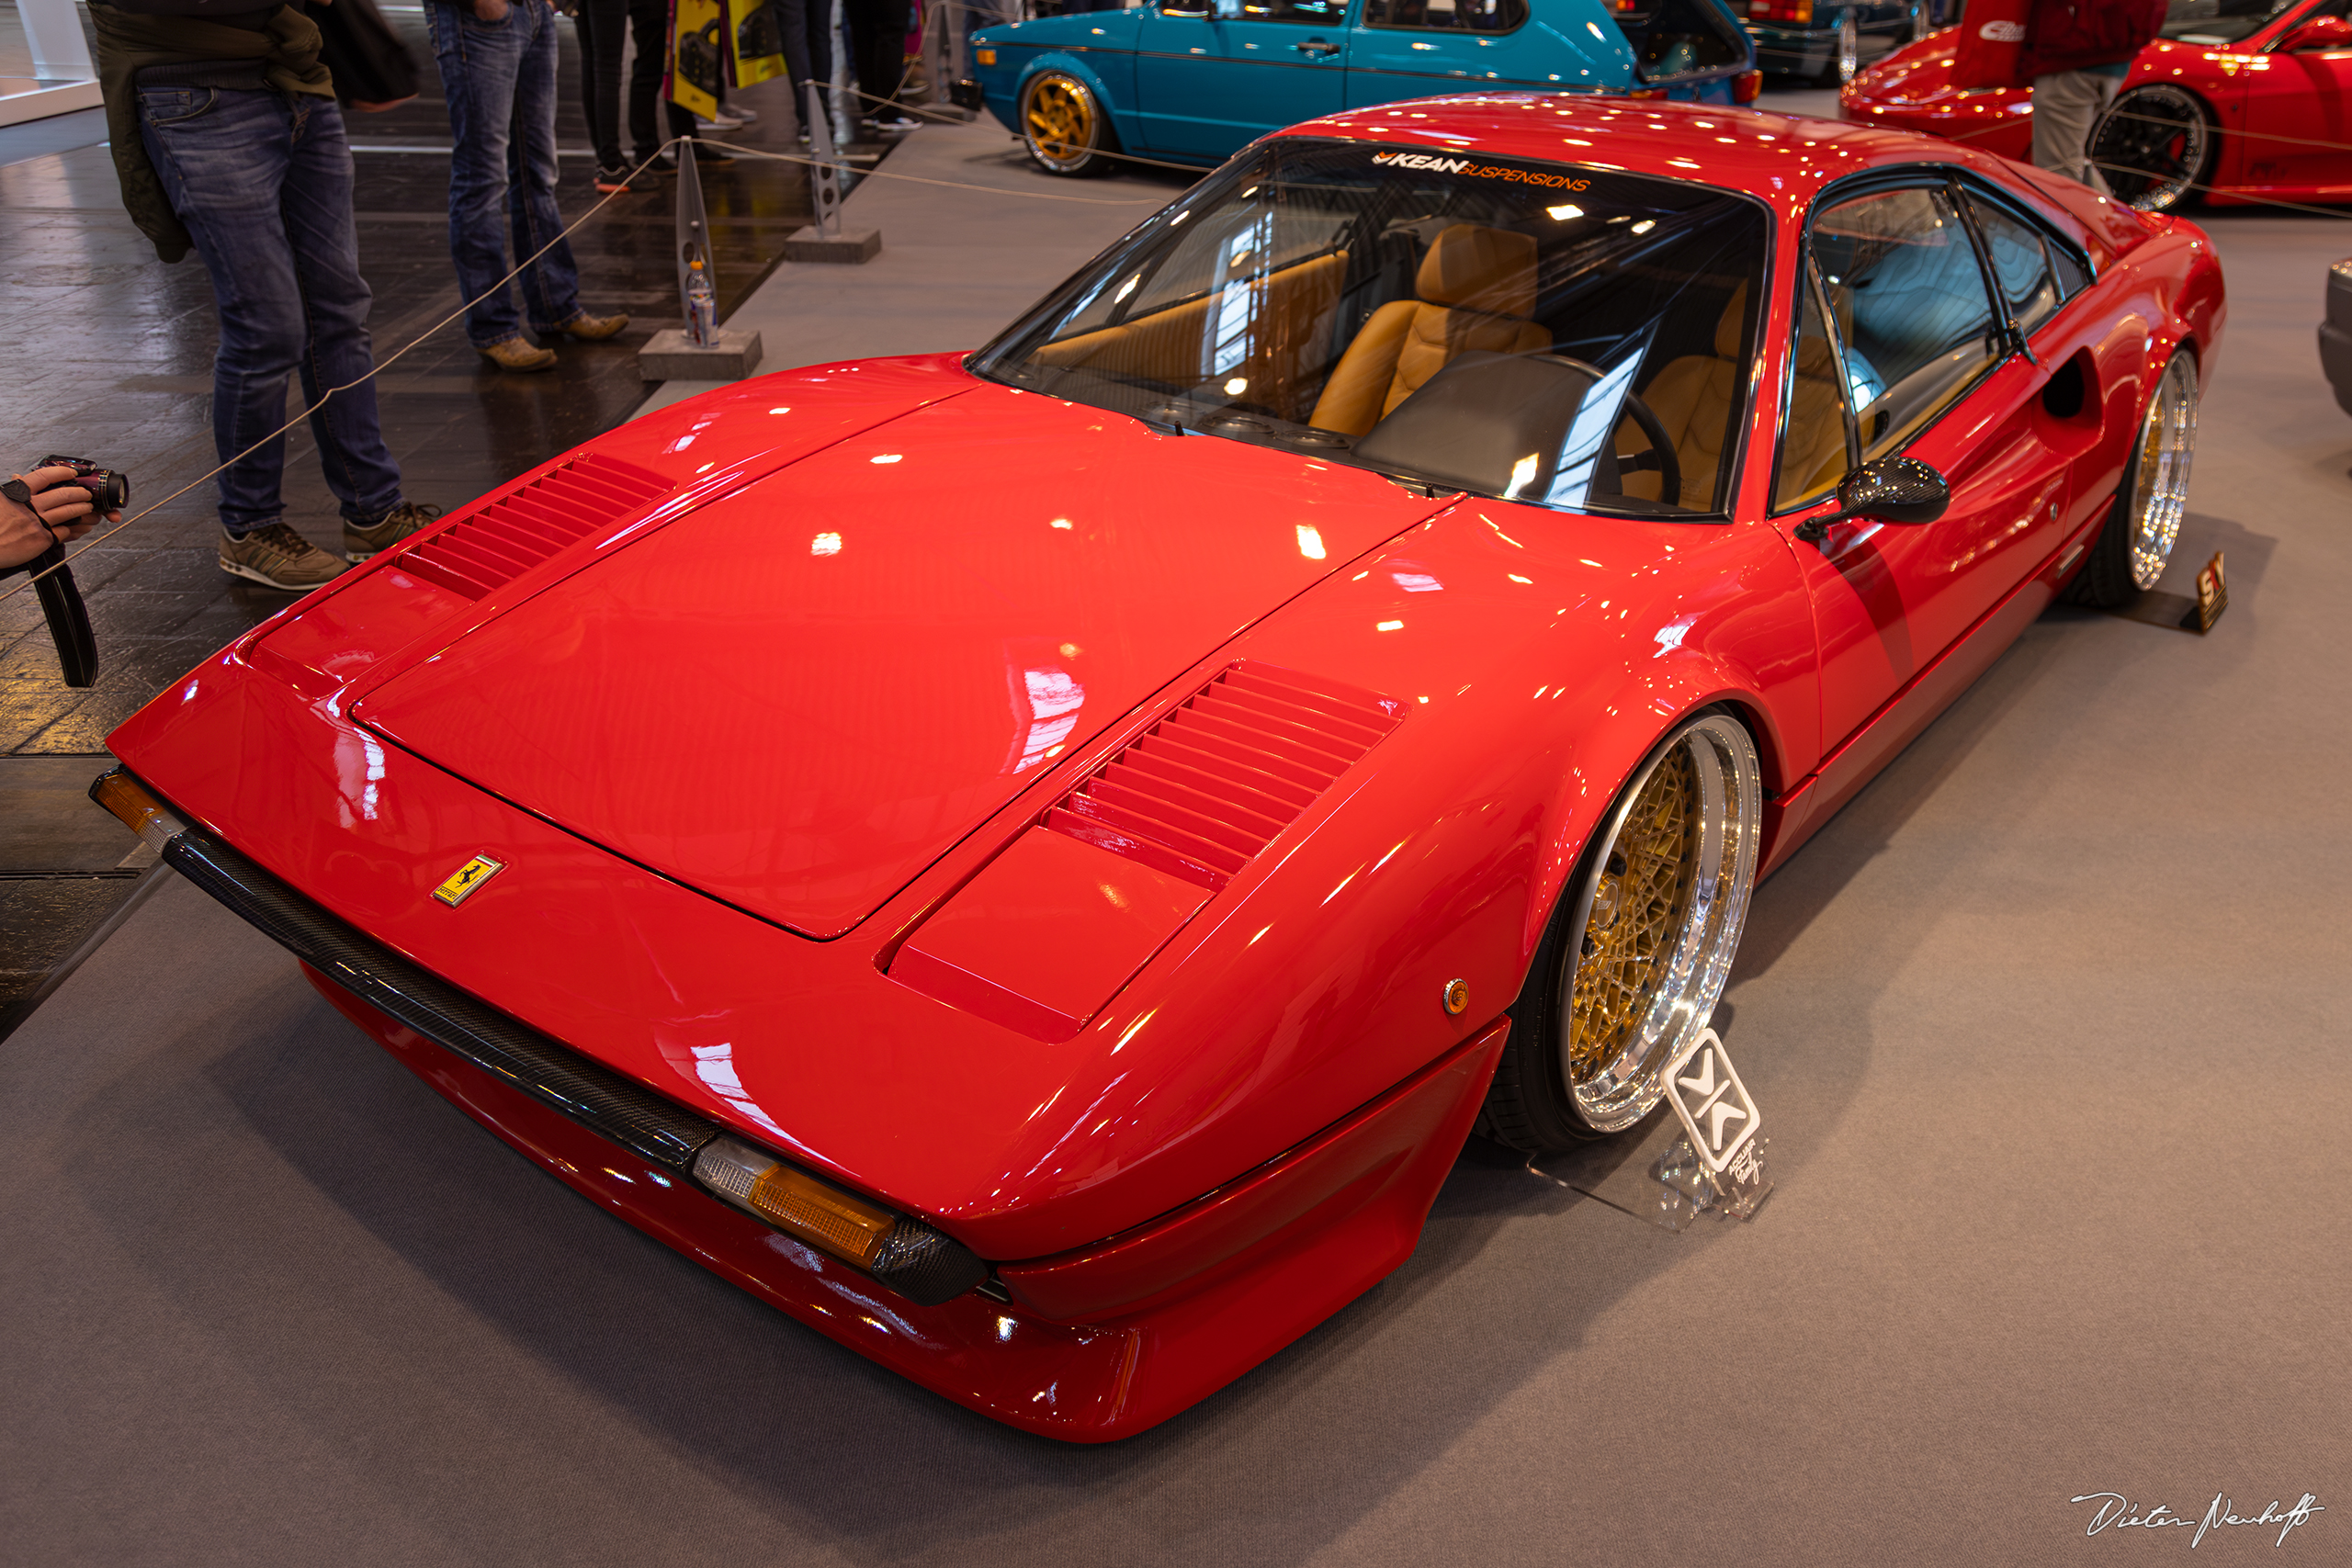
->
[1607,391,1683,508]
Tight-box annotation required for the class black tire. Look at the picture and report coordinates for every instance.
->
[2065,350,2199,607]
[1478,710,1764,1152]
[1019,71,1117,178]
[2090,85,2215,213]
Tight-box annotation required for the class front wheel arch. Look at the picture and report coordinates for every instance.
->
[1479,705,1766,1150]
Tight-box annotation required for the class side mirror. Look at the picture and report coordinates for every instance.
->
[1794,455,1950,543]
[2281,14,2352,51]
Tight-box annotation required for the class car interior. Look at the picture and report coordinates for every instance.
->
[989,141,1770,517]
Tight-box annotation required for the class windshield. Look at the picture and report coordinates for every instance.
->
[970,138,1770,517]
[2162,0,2303,44]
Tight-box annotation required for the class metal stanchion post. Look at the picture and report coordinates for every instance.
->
[635,140,766,380]
[786,79,883,262]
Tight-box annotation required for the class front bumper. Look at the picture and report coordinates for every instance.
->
[94,767,989,1306]
[93,761,1512,1439]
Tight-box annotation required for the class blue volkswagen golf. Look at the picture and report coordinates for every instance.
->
[955,0,1758,175]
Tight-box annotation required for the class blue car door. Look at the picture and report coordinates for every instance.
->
[1133,0,1353,160]
[1346,0,1627,103]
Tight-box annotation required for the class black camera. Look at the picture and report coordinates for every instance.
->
[1,455,108,688]
[38,454,130,513]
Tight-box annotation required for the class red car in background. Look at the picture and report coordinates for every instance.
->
[1842,0,2352,210]
[96,101,2221,1440]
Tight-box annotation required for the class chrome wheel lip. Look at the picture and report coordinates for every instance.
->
[2128,355,2198,591]
[2093,85,2209,213]
[1556,714,1763,1134]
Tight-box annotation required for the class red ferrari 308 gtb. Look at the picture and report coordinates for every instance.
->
[1842,0,2352,211]
[96,97,2221,1440]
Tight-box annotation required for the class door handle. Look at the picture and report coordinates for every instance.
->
[1294,38,1340,56]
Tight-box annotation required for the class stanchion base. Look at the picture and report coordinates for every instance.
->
[785,226,883,265]
[638,328,764,381]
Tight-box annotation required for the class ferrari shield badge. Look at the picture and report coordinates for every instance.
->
[432,854,505,908]
[1661,1028,1771,1219]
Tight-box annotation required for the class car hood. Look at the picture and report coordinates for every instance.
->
[354,385,1450,938]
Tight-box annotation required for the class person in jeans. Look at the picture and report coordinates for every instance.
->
[2024,0,2167,191]
[427,0,628,372]
[88,0,440,590]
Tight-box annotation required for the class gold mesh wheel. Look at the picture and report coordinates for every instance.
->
[1021,72,1106,177]
[1555,713,1762,1133]
[1566,745,1699,1083]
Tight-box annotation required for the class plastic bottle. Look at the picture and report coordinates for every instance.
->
[685,256,718,348]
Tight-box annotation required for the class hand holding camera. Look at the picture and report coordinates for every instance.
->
[3,457,127,690]
[2,459,123,571]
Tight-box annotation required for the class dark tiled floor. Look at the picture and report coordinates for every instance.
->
[0,13,902,1032]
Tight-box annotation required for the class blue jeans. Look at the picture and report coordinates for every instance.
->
[428,0,584,347]
[137,87,404,536]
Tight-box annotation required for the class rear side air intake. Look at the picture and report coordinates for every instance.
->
[395,454,672,600]
[1047,661,1404,889]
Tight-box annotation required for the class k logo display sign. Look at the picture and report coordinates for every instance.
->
[1661,1029,1766,1206]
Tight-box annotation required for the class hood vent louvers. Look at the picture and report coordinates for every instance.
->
[1046,661,1403,890]
[394,454,673,601]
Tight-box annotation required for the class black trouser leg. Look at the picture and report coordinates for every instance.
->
[626,0,668,160]
[845,0,909,113]
[575,0,627,170]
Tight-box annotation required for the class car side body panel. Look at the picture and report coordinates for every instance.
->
[969,0,1740,166]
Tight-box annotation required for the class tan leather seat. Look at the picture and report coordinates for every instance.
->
[1624,281,1855,510]
[1308,224,1551,437]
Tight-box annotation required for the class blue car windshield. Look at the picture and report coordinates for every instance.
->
[971,137,1770,517]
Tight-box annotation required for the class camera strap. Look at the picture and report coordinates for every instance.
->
[1,540,98,689]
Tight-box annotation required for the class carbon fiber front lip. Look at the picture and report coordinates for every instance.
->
[107,767,991,1303]
[160,819,726,1172]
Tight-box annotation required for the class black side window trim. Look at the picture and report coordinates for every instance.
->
[1769,170,2008,516]
[1359,0,1531,36]
[1951,174,2098,321]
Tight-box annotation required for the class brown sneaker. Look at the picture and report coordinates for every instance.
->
[479,335,557,372]
[544,308,629,342]
[219,523,351,590]
[343,501,444,563]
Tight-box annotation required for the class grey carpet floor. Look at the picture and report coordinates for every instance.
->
[4,214,2346,1565]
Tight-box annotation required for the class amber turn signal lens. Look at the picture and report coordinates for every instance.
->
[695,1136,895,1268]
[976,47,995,64]
[1734,69,1763,105]
[751,1164,896,1266]
[90,768,186,853]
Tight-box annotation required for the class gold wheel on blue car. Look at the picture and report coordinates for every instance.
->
[1479,711,1764,1148]
[1021,71,1111,178]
